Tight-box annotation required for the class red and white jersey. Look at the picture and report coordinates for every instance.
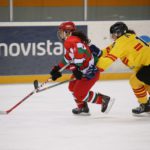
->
[58,36,95,74]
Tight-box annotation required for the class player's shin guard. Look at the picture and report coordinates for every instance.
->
[132,85,148,104]
[83,91,114,113]
[71,93,90,115]
[83,91,102,104]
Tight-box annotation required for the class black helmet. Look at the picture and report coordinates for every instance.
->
[110,22,128,36]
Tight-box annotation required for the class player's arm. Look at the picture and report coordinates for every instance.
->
[96,42,122,71]
[50,41,72,80]
[101,44,113,56]
[58,40,72,68]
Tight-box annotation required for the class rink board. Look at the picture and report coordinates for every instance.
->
[0,21,150,83]
[0,73,132,84]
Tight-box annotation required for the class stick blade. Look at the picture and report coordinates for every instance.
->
[0,111,7,115]
[33,80,39,89]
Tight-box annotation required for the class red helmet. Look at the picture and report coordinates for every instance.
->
[58,21,76,32]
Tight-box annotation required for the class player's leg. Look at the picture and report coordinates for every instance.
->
[68,77,90,114]
[69,72,114,114]
[129,73,150,114]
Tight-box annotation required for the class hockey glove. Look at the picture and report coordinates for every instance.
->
[90,44,102,58]
[73,66,83,80]
[85,65,98,79]
[50,65,62,81]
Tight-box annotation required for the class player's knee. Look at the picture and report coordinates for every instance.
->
[73,92,86,101]
[129,73,143,89]
[68,85,73,92]
[129,74,136,86]
[68,82,74,92]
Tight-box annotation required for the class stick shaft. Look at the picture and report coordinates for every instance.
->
[37,79,73,93]
[36,62,72,90]
[0,62,72,114]
[6,91,35,114]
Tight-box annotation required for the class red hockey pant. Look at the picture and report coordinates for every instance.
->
[68,71,100,104]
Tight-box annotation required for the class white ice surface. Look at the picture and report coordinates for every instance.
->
[0,80,150,150]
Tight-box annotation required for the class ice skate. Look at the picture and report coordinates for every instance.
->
[100,94,115,113]
[72,102,90,115]
[132,98,150,114]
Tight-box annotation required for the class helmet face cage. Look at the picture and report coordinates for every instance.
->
[57,30,66,41]
[110,22,128,37]
[57,29,72,42]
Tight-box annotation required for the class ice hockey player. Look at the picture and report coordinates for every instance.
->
[96,22,150,115]
[50,21,114,115]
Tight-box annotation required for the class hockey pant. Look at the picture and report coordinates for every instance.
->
[136,65,150,85]
[69,71,103,108]
[129,73,150,104]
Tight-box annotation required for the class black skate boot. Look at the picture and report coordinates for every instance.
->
[99,93,115,113]
[72,102,89,115]
[132,98,150,114]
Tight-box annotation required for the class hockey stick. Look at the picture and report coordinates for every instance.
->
[0,63,71,115]
[33,63,70,91]
[36,78,74,93]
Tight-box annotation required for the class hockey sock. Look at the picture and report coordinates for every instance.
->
[83,91,102,104]
[133,85,148,104]
[74,99,86,109]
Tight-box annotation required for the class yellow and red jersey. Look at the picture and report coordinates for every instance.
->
[97,33,150,72]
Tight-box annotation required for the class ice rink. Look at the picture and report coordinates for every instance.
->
[0,80,150,150]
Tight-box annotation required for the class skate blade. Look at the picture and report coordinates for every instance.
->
[73,112,91,116]
[104,98,115,114]
[0,111,7,115]
[132,112,150,117]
